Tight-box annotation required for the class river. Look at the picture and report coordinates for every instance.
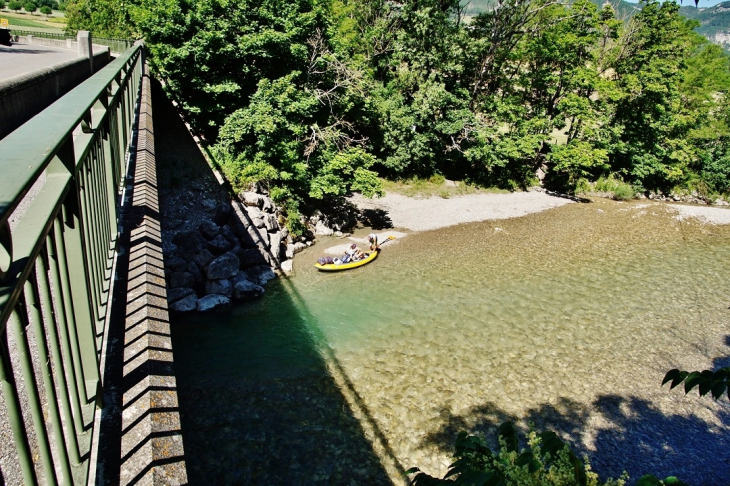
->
[172,198,730,485]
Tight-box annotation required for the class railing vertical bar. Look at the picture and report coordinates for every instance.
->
[101,127,120,250]
[53,214,89,405]
[88,143,108,260]
[25,275,74,482]
[79,165,102,321]
[37,248,83,465]
[10,305,59,486]
[60,198,101,399]
[0,329,37,485]
[119,84,129,154]
[46,224,86,436]
[97,136,115,252]
[91,140,113,308]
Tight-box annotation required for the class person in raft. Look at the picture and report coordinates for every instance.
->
[345,243,365,261]
[367,234,379,251]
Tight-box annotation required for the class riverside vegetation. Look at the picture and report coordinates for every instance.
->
[64,0,730,237]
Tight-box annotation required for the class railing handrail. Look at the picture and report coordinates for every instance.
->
[0,44,141,228]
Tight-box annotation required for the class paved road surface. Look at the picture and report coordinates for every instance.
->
[0,42,79,81]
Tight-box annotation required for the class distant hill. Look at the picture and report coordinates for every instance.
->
[679,1,730,51]
[460,0,730,53]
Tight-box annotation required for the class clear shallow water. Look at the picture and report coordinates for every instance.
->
[173,199,730,485]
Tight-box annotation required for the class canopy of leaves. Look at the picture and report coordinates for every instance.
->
[65,0,730,218]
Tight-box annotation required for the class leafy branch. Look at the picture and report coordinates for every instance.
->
[662,367,730,400]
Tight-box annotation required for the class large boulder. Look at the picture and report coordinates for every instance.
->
[167,287,195,304]
[205,279,232,298]
[314,220,334,236]
[243,248,269,267]
[280,260,293,276]
[169,294,197,313]
[246,265,276,286]
[233,280,265,301]
[199,220,220,240]
[207,234,233,255]
[172,230,204,252]
[264,214,279,231]
[242,192,261,207]
[197,294,231,313]
[192,249,214,269]
[214,203,232,225]
[165,256,187,272]
[269,232,284,261]
[246,205,264,220]
[206,252,240,280]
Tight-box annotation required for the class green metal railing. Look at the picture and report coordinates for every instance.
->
[10,29,134,53]
[0,43,143,485]
[10,30,71,40]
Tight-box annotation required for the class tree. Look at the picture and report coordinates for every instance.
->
[9,0,22,11]
[40,4,51,15]
[606,0,697,191]
[23,1,36,14]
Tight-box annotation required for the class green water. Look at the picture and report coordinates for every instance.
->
[172,199,730,485]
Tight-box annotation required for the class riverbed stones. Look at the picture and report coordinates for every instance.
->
[206,252,240,280]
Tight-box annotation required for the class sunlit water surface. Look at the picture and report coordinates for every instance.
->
[173,199,730,485]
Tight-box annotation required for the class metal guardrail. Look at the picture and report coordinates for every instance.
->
[9,29,71,40]
[0,43,143,485]
[10,29,134,53]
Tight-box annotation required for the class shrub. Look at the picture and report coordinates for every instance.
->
[9,0,22,11]
[594,177,635,201]
[407,422,685,486]
[40,5,51,14]
[23,1,36,13]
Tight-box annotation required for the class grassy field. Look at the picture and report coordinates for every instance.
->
[0,9,66,33]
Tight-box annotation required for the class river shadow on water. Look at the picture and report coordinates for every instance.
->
[173,199,730,485]
[171,280,395,485]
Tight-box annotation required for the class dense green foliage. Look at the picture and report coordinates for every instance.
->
[65,0,730,227]
[406,422,687,486]
[8,0,22,11]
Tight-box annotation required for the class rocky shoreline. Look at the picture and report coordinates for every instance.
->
[162,183,730,314]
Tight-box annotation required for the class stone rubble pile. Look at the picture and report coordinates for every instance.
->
[164,185,314,313]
